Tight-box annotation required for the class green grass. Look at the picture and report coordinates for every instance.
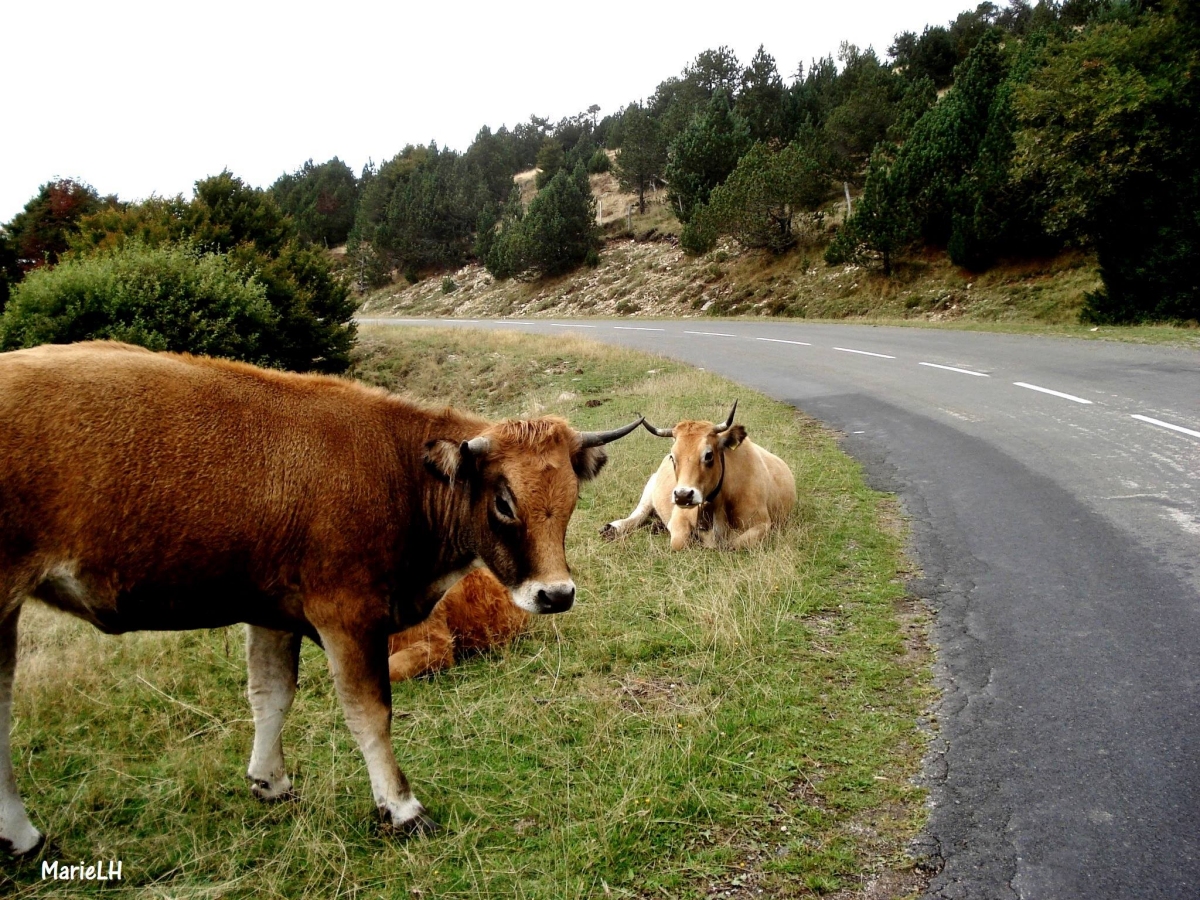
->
[5,326,932,898]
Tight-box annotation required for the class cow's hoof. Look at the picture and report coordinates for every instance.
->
[600,523,619,541]
[248,775,296,803]
[378,800,440,838]
[0,828,46,859]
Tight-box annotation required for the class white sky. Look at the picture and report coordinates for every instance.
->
[2,0,971,222]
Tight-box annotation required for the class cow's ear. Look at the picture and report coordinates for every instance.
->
[718,425,746,451]
[572,446,608,482]
[424,439,463,482]
[424,437,489,482]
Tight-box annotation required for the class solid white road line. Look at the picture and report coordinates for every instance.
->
[834,347,896,359]
[1013,382,1093,404]
[550,323,596,327]
[684,330,738,337]
[501,320,541,325]
[1131,415,1200,440]
[756,337,812,346]
[920,362,990,377]
[613,326,666,331]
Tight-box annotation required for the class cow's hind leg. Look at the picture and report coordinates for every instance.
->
[0,605,42,857]
[245,626,301,801]
[317,617,437,835]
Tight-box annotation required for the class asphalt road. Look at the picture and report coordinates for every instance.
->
[362,317,1200,900]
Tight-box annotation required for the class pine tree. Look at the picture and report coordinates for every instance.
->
[615,103,666,214]
[664,90,751,223]
[737,46,786,143]
[826,146,914,275]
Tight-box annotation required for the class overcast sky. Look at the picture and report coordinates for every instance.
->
[2,0,971,223]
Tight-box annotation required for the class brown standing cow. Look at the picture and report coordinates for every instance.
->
[0,341,641,855]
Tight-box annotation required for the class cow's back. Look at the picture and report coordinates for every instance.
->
[0,342,404,622]
[747,440,796,524]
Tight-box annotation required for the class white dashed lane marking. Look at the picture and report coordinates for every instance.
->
[1014,382,1093,404]
[834,347,896,359]
[1131,415,1200,440]
[374,325,1200,464]
[920,362,990,377]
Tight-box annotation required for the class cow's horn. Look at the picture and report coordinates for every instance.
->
[641,419,675,438]
[579,416,645,448]
[463,436,492,457]
[713,399,739,433]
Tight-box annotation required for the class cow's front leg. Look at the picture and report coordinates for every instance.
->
[245,626,301,801]
[666,505,698,551]
[601,474,658,540]
[316,617,437,835]
[0,605,42,857]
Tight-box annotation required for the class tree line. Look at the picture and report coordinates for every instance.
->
[1,0,1195,362]
[0,170,358,371]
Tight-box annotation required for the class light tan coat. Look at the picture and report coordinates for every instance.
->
[603,416,795,550]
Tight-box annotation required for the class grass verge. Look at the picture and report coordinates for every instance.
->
[5,326,932,899]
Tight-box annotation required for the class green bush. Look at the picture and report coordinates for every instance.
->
[60,172,358,372]
[1014,9,1199,322]
[0,243,277,363]
[587,149,612,174]
[686,140,828,255]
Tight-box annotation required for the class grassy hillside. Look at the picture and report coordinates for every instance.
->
[6,327,932,899]
[355,183,1200,348]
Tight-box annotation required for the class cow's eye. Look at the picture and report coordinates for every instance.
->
[703,450,714,464]
[494,494,516,521]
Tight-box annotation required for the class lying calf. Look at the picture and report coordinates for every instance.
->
[388,568,527,681]
[602,401,795,550]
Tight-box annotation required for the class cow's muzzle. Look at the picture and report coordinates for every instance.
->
[512,580,576,614]
[673,487,702,508]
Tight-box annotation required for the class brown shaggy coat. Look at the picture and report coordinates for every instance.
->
[0,340,633,854]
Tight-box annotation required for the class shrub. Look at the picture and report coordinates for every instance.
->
[0,243,276,363]
[687,140,829,255]
[587,149,612,174]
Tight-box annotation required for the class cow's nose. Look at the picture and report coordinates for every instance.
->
[673,488,695,506]
[536,584,575,614]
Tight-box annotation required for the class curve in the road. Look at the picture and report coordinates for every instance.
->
[362,317,1200,900]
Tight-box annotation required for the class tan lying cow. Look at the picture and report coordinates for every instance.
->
[387,567,527,682]
[602,401,795,550]
[0,341,641,855]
